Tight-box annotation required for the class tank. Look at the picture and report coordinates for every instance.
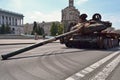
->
[61,13,120,49]
[1,13,120,60]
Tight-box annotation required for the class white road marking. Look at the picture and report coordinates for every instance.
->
[65,50,120,80]
[66,77,75,80]
[75,73,84,77]
[91,53,120,80]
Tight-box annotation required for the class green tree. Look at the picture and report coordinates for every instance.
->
[0,24,11,34]
[40,27,45,35]
[37,26,44,35]
[31,21,37,35]
[0,24,5,34]
[57,23,64,35]
[50,22,58,36]
[5,24,11,34]
[50,22,64,36]
[0,26,1,34]
[31,21,45,35]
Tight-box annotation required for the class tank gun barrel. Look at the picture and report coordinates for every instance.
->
[1,28,79,60]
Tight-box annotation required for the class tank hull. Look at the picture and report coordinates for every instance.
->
[65,33,119,49]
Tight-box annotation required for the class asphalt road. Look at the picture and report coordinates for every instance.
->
[0,42,120,80]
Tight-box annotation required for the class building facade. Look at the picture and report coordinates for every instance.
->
[0,9,24,35]
[62,0,80,32]
[40,21,59,35]
[24,21,60,36]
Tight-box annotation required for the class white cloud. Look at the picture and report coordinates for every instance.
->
[103,14,120,29]
[8,0,23,9]
[76,0,88,5]
[24,10,61,23]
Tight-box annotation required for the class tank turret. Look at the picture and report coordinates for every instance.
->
[61,13,119,49]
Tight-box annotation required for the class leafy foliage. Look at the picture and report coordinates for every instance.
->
[50,22,58,36]
[31,21,45,35]
[0,24,11,34]
[58,23,64,35]
[50,22,63,36]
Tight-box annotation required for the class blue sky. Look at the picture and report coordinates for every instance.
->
[0,0,120,29]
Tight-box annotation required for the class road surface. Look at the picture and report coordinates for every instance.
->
[0,41,120,80]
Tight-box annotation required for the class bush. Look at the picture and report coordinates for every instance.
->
[0,24,11,34]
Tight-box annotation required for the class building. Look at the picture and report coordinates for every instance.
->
[40,21,60,35]
[0,8,24,35]
[24,23,33,35]
[25,0,80,35]
[62,0,80,32]
[24,21,60,35]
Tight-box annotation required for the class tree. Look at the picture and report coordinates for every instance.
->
[40,27,45,35]
[31,21,45,36]
[50,22,58,36]
[5,24,11,33]
[50,22,64,36]
[57,23,64,35]
[31,21,37,35]
[37,26,45,35]
[0,24,5,34]
[0,24,11,34]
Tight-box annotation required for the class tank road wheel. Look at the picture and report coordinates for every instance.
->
[113,39,119,47]
[103,39,109,49]
[109,39,112,48]
[116,39,119,47]
[65,42,73,48]
[97,37,104,49]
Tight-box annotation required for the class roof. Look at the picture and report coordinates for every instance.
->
[0,8,24,17]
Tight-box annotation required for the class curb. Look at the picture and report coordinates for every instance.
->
[0,43,35,45]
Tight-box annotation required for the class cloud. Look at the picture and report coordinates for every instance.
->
[108,16,120,29]
[76,0,88,5]
[103,14,120,29]
[24,10,61,23]
[8,0,23,10]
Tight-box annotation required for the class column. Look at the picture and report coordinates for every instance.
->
[8,16,9,25]
[12,17,14,26]
[13,17,15,26]
[69,0,74,7]
[18,18,21,26]
[4,16,6,25]
[0,15,1,25]
[17,18,19,26]
[2,16,4,24]
[6,16,8,25]
[20,19,21,26]
[21,19,23,26]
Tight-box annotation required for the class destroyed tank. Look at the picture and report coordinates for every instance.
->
[1,13,120,60]
[60,13,120,49]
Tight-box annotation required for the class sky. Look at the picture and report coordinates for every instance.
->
[0,0,120,29]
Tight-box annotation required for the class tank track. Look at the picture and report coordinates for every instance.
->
[65,38,119,49]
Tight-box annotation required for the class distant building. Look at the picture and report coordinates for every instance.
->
[62,0,80,32]
[0,8,24,35]
[24,21,60,35]
[39,21,60,35]
[24,23,33,35]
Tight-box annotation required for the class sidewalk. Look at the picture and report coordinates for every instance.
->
[0,39,43,45]
[0,39,60,45]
